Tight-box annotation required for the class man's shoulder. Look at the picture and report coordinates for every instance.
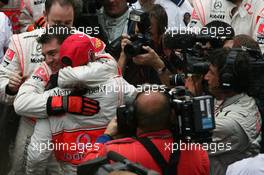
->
[20,29,43,39]
[0,12,8,21]
[105,137,137,145]
[11,28,43,42]
[105,131,173,146]
[0,12,11,32]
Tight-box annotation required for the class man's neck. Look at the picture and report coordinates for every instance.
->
[215,91,238,101]
[230,0,243,16]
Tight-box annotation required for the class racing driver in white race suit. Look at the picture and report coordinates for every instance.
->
[0,0,77,174]
[19,0,46,32]
[14,33,137,175]
[189,0,264,52]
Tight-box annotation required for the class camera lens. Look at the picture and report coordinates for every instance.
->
[191,62,209,75]
[124,42,143,57]
[169,73,185,86]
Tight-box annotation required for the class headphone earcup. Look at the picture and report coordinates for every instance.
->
[220,72,234,89]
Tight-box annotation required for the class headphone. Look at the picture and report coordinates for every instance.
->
[116,87,172,136]
[218,50,237,90]
[116,92,142,136]
[218,48,257,91]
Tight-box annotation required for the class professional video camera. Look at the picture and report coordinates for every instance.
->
[124,9,152,57]
[77,151,159,175]
[116,86,215,142]
[169,87,215,142]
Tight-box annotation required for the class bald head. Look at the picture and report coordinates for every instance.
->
[135,91,171,132]
[109,171,137,175]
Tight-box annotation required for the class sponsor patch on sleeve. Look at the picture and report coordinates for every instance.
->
[191,9,199,20]
[5,49,15,61]
[256,18,264,44]
[90,37,105,53]
[32,66,49,83]
[258,23,264,35]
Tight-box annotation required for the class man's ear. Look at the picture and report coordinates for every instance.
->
[90,52,96,62]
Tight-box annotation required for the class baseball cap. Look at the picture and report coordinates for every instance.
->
[60,34,104,68]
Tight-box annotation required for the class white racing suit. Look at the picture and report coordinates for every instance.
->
[189,0,264,52]
[19,0,45,32]
[14,55,137,175]
[0,29,44,104]
[0,29,60,175]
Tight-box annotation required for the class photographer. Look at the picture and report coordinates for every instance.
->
[118,4,174,86]
[86,90,210,175]
[97,0,130,43]
[223,34,264,153]
[203,48,261,175]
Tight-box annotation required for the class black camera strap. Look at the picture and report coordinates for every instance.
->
[136,137,180,175]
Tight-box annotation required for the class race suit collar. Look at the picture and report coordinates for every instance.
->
[220,93,246,110]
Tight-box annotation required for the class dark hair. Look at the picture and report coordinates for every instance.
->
[37,25,73,45]
[134,91,171,131]
[45,0,76,13]
[208,48,250,93]
[233,34,261,51]
[201,21,235,48]
[148,4,168,36]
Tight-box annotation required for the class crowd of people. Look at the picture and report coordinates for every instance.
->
[0,0,264,175]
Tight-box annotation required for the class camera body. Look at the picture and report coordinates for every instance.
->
[77,151,159,175]
[170,88,215,142]
[124,9,152,57]
[96,160,159,175]
[124,33,152,57]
